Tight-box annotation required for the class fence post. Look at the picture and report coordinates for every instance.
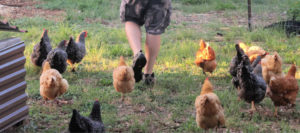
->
[248,0,252,31]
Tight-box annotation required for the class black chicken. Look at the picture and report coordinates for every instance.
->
[237,53,266,113]
[66,31,87,72]
[46,40,68,73]
[69,100,105,133]
[31,29,52,67]
[229,44,260,89]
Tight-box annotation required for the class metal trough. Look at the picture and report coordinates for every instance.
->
[0,22,28,131]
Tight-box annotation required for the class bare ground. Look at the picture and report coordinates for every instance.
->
[171,9,286,30]
[0,0,65,22]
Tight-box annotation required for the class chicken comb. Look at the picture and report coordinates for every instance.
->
[206,77,209,80]
[95,98,99,101]
[84,31,88,38]
[42,28,48,33]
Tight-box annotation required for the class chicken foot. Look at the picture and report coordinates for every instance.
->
[67,59,76,72]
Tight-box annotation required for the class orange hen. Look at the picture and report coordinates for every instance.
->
[238,42,267,63]
[195,40,217,74]
[268,64,299,117]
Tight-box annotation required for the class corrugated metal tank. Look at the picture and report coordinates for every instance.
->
[0,37,29,131]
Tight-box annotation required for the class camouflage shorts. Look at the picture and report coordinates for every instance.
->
[120,0,172,35]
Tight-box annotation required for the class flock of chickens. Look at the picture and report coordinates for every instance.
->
[31,30,105,132]
[30,28,298,132]
[194,40,299,130]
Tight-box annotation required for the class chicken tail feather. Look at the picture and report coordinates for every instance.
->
[119,56,127,66]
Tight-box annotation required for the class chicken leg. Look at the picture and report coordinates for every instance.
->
[274,106,278,117]
[202,70,206,75]
[250,101,256,113]
[121,93,125,102]
[67,59,76,72]
[237,87,241,101]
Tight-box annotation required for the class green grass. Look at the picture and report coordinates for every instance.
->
[1,0,300,132]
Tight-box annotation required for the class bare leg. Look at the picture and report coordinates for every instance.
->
[144,34,161,74]
[125,22,142,55]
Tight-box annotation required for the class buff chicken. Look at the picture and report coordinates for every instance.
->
[40,61,69,101]
[113,56,135,101]
[195,78,225,130]
[261,52,284,84]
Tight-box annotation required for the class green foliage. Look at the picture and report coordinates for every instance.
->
[287,1,300,21]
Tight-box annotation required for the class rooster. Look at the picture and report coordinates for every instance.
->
[40,61,69,101]
[267,64,299,117]
[113,56,135,101]
[195,40,217,75]
[66,31,87,72]
[46,40,68,73]
[31,29,52,67]
[195,78,225,130]
[69,100,105,133]
[236,45,267,113]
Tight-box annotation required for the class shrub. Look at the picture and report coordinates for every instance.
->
[287,1,300,21]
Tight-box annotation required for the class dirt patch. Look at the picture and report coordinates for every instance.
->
[0,0,65,22]
[171,9,286,31]
[0,0,38,7]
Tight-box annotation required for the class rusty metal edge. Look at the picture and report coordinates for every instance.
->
[0,38,24,53]
[0,42,25,60]
[0,106,29,132]
[0,82,27,108]
[0,115,28,132]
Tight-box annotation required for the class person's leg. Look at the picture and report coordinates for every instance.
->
[125,21,142,55]
[142,0,171,85]
[144,34,161,74]
[125,21,147,82]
